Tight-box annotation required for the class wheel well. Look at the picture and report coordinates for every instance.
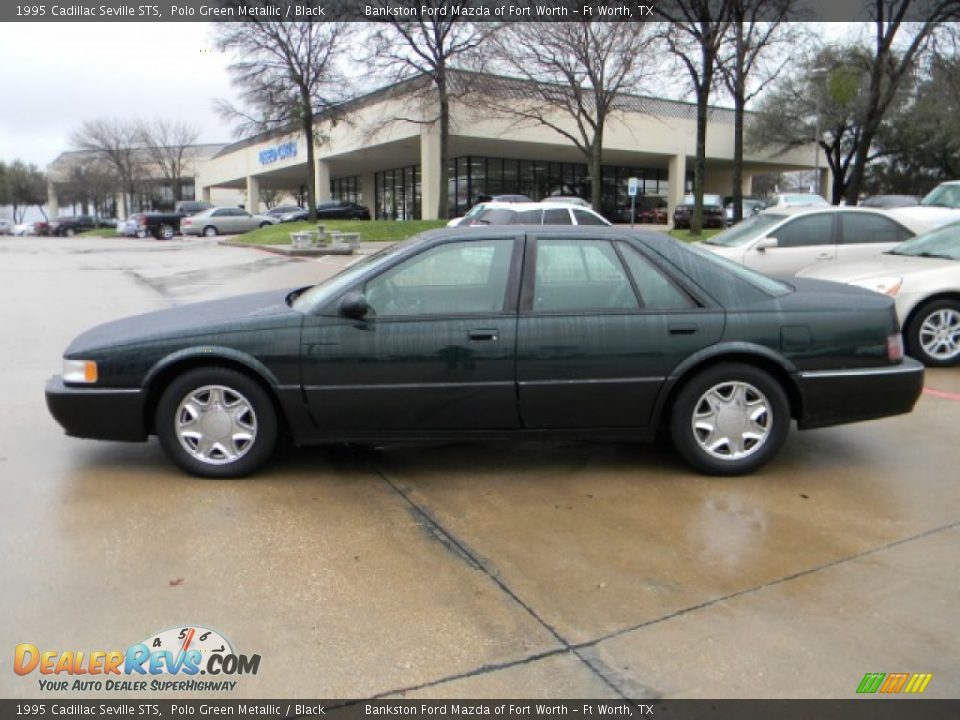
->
[660,353,802,427]
[143,357,286,436]
[902,293,960,335]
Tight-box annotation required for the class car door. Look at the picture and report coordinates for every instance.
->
[210,208,235,233]
[741,212,837,275]
[300,234,523,433]
[516,232,723,429]
[836,211,915,263]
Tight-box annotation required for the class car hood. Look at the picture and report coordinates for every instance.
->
[65,288,302,356]
[797,254,956,282]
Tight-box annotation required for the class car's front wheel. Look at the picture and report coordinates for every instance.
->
[670,363,790,476]
[156,367,278,478]
[907,299,960,366]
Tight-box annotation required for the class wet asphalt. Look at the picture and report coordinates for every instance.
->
[0,234,957,699]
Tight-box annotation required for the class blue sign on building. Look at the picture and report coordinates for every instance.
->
[259,142,297,165]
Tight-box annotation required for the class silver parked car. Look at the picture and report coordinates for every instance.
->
[699,207,929,277]
[180,207,274,237]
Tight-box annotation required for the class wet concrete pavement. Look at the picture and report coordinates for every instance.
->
[0,235,957,699]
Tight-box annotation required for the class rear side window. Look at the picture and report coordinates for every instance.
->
[618,244,695,309]
[840,213,914,244]
[774,214,833,247]
[573,209,608,226]
[533,239,637,312]
[543,208,573,225]
[513,209,544,224]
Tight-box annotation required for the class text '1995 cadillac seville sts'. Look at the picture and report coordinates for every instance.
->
[46,227,924,478]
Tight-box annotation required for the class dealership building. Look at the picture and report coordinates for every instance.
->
[51,71,824,221]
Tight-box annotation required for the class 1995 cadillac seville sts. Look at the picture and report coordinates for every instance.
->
[46,227,924,478]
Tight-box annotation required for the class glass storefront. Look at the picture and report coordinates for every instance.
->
[331,176,360,204]
[375,156,673,220]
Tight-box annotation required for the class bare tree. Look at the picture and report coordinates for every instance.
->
[70,118,144,217]
[214,12,352,221]
[717,1,798,221]
[59,161,120,217]
[842,1,959,203]
[363,3,492,218]
[658,3,732,235]
[480,22,660,212]
[137,119,201,204]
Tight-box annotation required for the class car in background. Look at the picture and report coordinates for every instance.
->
[798,221,960,367]
[699,207,925,276]
[887,180,960,230]
[448,195,534,226]
[475,193,531,204]
[278,201,371,222]
[460,202,612,227]
[180,207,274,237]
[637,196,668,224]
[860,194,921,209]
[46,226,923,479]
[265,205,303,220]
[32,221,50,236]
[673,194,726,229]
[724,198,766,223]
[0,218,14,235]
[764,193,830,209]
[13,223,34,236]
[48,215,99,237]
[117,214,144,237]
[543,195,590,207]
[174,200,214,217]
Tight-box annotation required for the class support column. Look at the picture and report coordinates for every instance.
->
[819,168,833,203]
[667,154,687,227]
[115,192,126,219]
[246,176,260,214]
[360,172,376,210]
[741,172,753,197]
[420,126,442,220]
[314,160,331,203]
[201,186,211,204]
[47,181,59,220]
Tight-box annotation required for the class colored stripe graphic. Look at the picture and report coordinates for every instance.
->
[857,673,885,693]
[904,674,933,694]
[857,672,932,694]
[880,673,909,693]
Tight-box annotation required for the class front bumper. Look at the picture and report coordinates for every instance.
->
[794,358,924,430]
[45,376,148,442]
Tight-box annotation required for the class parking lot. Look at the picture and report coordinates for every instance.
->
[1,234,957,700]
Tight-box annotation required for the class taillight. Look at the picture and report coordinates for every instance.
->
[887,334,904,362]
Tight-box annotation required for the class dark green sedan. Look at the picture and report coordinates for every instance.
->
[46,227,924,478]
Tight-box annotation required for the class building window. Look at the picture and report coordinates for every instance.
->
[332,176,360,204]
[375,165,421,220]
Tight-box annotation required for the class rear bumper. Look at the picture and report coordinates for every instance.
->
[794,358,924,430]
[45,376,148,442]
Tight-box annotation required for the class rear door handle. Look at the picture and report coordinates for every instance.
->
[816,252,832,259]
[669,324,698,335]
[468,329,499,341]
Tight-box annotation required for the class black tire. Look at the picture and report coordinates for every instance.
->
[158,224,175,240]
[670,363,790,476]
[155,367,278,478]
[203,226,217,238]
[64,227,76,237]
[259,221,270,228]
[906,299,960,367]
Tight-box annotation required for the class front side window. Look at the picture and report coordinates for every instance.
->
[774,214,834,248]
[365,239,514,317]
[533,239,637,312]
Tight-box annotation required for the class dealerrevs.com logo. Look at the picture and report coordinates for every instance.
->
[14,626,261,692]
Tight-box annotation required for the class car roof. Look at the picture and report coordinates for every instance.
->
[475,202,600,212]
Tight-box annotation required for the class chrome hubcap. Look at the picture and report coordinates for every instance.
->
[175,385,257,465]
[692,381,771,460]
[919,309,960,361]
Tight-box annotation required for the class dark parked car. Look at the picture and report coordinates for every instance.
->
[46,227,923,479]
[673,194,727,229]
[280,201,371,222]
[48,215,97,236]
[265,205,304,220]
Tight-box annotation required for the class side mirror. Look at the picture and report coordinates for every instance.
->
[339,291,369,319]
[756,237,778,252]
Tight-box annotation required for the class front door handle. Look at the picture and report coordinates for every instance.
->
[468,329,499,341]
[669,324,698,336]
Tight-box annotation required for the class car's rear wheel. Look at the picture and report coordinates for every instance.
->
[259,221,270,228]
[64,227,76,237]
[907,299,960,366]
[670,363,790,476]
[203,226,217,238]
[158,224,175,240]
[156,367,278,478]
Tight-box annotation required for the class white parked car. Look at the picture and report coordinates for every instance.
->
[180,207,274,237]
[13,223,34,236]
[699,207,928,277]
[0,218,14,235]
[887,180,960,230]
[799,221,960,366]
[764,193,830,209]
[456,201,611,227]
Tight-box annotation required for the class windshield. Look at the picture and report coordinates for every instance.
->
[702,213,784,247]
[291,243,408,312]
[888,222,960,259]
[920,184,960,209]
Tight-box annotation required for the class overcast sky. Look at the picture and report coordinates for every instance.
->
[0,23,236,168]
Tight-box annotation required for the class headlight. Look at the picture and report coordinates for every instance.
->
[63,359,98,384]
[849,276,902,296]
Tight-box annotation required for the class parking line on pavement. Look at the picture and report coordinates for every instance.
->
[923,387,960,402]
